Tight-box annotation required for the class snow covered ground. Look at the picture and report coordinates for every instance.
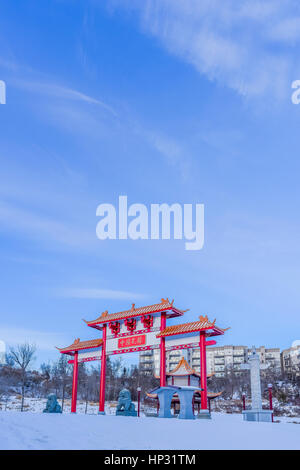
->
[0,411,300,450]
[1,395,160,416]
[1,395,108,414]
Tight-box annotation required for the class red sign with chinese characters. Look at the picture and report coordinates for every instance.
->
[118,335,146,349]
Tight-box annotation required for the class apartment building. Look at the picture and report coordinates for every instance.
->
[139,344,281,377]
[198,345,248,376]
[281,341,300,378]
[202,345,281,377]
[254,346,281,371]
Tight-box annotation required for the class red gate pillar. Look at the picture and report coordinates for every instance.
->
[160,312,166,387]
[200,331,208,411]
[99,324,107,414]
[71,351,79,413]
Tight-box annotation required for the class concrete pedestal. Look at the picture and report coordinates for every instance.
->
[197,409,211,419]
[177,389,196,420]
[151,386,203,419]
[156,387,175,419]
[116,410,137,417]
[242,409,273,422]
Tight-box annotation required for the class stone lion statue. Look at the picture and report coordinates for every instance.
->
[43,393,62,413]
[116,388,136,415]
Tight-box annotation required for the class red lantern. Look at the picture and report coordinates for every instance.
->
[141,315,153,329]
[124,318,136,332]
[109,321,120,335]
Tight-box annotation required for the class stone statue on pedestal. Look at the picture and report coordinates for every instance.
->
[240,346,272,422]
[116,388,137,416]
[43,394,62,413]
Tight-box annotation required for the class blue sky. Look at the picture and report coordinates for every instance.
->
[1,0,300,368]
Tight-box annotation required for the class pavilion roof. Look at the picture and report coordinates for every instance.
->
[155,357,215,379]
[57,338,103,355]
[207,391,222,398]
[168,357,199,376]
[156,315,228,338]
[84,298,186,329]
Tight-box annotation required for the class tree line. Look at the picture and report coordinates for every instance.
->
[0,342,158,411]
[1,342,299,412]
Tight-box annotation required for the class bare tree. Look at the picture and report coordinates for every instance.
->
[40,362,51,396]
[57,354,71,412]
[79,364,93,414]
[8,343,36,411]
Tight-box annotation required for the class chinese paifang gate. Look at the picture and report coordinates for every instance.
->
[57,298,228,414]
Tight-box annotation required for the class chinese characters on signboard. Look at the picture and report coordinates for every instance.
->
[118,335,146,349]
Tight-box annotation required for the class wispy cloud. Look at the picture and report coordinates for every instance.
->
[7,61,185,164]
[267,17,300,44]
[0,55,116,114]
[108,0,300,100]
[57,288,147,300]
[12,78,117,116]
[1,52,189,181]
[0,326,68,351]
[0,201,94,250]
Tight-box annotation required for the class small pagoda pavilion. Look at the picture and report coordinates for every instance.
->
[146,357,222,414]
